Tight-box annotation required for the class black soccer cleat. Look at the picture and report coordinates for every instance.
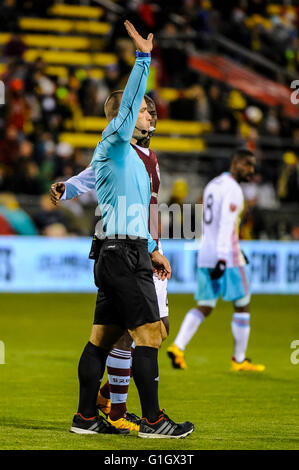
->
[70,413,129,435]
[138,410,194,439]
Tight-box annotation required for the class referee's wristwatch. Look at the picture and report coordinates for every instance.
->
[135,51,151,58]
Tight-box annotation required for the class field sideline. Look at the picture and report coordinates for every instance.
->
[0,293,298,450]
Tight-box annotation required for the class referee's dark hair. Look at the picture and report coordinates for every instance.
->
[230,147,255,163]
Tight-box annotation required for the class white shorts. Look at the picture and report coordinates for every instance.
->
[153,275,169,318]
[153,240,169,319]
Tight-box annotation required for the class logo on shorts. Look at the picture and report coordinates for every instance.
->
[230,203,237,212]
[290,340,299,365]
[0,341,5,364]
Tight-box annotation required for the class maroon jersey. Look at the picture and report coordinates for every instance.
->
[133,145,160,244]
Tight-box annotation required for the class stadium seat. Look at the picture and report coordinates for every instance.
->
[156,120,211,136]
[48,3,104,19]
[45,66,104,80]
[65,116,211,136]
[23,49,116,66]
[59,132,206,152]
[0,33,101,50]
[19,18,111,35]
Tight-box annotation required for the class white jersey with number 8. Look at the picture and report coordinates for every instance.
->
[198,172,246,268]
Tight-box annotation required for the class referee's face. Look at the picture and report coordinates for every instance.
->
[136,98,152,133]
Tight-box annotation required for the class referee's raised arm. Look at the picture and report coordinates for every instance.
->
[97,21,153,154]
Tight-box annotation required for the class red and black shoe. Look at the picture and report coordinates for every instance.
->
[138,410,194,439]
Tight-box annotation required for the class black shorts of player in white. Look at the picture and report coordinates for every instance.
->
[93,237,160,330]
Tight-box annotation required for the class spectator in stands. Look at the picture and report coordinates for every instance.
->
[34,194,68,235]
[240,197,266,241]
[0,0,17,32]
[262,108,281,137]
[3,33,26,59]
[242,173,279,210]
[78,71,100,116]
[0,125,20,170]
[159,22,189,87]
[169,84,209,121]
[6,78,30,137]
[208,84,225,123]
[0,214,15,234]
[277,151,299,204]
[167,178,189,239]
[0,192,37,235]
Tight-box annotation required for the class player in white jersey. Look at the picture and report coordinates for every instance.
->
[167,148,265,372]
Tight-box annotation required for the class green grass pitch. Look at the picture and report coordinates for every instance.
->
[0,293,298,450]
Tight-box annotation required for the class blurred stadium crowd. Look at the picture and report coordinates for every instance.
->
[0,0,299,239]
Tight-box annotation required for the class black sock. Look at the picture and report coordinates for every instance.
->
[77,342,109,419]
[132,346,160,422]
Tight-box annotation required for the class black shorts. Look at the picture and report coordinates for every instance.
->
[93,237,160,330]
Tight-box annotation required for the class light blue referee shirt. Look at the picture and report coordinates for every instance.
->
[91,53,157,253]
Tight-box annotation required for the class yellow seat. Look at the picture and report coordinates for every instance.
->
[24,49,116,66]
[65,117,108,132]
[0,33,103,51]
[59,132,206,152]
[156,120,211,136]
[19,18,110,35]
[159,88,180,102]
[48,3,104,19]
[0,33,10,45]
[41,66,104,80]
[25,34,95,50]
[59,132,100,148]
[66,116,210,136]
[150,136,205,152]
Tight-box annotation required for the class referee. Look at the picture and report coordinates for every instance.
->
[71,21,194,439]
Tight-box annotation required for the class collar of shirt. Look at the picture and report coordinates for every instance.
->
[134,144,150,156]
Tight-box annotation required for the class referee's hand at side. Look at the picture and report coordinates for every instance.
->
[151,250,172,281]
[50,182,65,205]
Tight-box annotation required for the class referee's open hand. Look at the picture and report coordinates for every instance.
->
[151,250,172,281]
[124,20,153,53]
[50,182,65,205]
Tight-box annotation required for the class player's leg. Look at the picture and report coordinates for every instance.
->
[71,322,126,435]
[129,320,193,439]
[167,267,218,369]
[98,276,171,433]
[224,265,265,371]
[129,321,193,439]
[97,238,193,438]
[97,332,132,418]
[231,299,265,371]
[128,320,162,417]
[98,331,140,432]
[167,304,213,369]
[71,241,130,435]
[98,275,170,431]
[231,299,251,364]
